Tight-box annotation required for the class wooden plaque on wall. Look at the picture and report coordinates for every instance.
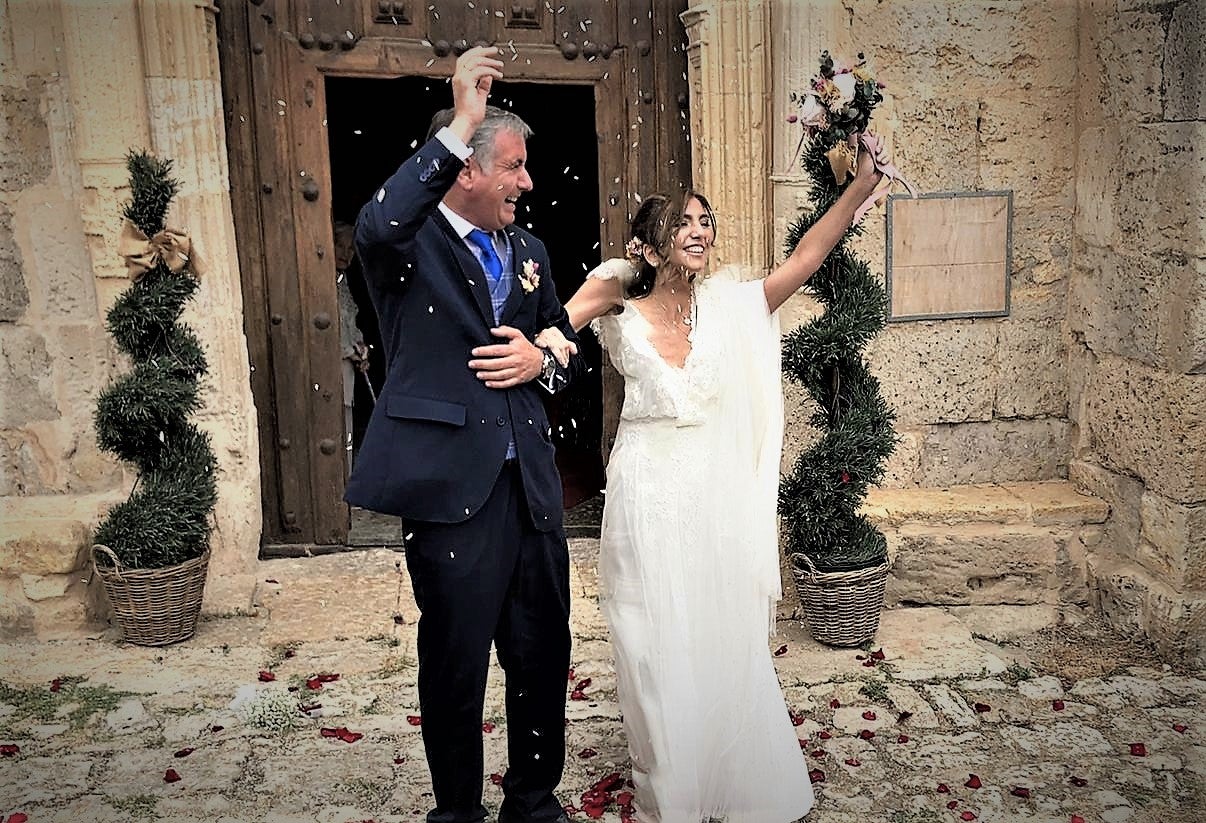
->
[885,191,1013,321]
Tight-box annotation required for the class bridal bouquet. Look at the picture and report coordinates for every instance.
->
[789,51,885,184]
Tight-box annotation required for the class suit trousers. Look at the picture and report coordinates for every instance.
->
[403,462,571,823]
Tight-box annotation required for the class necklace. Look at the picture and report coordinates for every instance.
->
[650,281,696,335]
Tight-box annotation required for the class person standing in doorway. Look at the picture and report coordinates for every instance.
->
[345,46,583,823]
[332,220,369,470]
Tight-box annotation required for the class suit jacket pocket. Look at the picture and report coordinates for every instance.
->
[385,394,467,426]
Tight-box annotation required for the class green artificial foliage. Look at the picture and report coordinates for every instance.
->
[780,54,898,575]
[92,151,216,569]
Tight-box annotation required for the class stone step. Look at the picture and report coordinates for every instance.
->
[857,481,1110,608]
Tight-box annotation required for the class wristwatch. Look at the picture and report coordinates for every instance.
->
[539,350,557,384]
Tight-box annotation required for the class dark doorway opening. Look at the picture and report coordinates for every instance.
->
[325,75,606,544]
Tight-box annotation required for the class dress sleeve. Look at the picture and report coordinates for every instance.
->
[585,258,635,350]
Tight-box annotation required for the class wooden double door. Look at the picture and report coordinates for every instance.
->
[217,0,692,552]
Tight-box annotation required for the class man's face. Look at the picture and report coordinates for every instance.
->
[463,129,533,231]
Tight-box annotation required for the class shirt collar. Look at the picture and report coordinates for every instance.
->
[438,201,483,240]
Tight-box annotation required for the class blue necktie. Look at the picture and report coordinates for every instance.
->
[466,229,503,284]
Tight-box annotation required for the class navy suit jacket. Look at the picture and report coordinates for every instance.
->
[344,136,583,531]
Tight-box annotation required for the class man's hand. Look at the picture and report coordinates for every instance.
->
[534,327,578,368]
[469,326,543,389]
[449,46,504,145]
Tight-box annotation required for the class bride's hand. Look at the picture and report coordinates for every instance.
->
[534,327,578,367]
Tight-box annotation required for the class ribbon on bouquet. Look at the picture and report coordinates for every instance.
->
[118,219,207,282]
[852,132,918,224]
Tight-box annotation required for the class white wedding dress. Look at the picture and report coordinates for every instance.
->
[590,260,814,823]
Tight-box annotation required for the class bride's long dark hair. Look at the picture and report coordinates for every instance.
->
[626,189,717,299]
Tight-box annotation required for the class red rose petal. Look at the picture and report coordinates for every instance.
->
[965,774,982,789]
[482,722,495,733]
[789,709,806,726]
[490,772,503,786]
[394,756,406,764]
[1069,776,1088,787]
[306,677,323,690]
[595,772,624,792]
[1010,787,1031,798]
[960,812,977,821]
[1052,699,1066,711]
[1173,723,1189,733]
[570,689,587,701]
[811,749,825,758]
[577,677,593,689]
[164,768,182,783]
[947,800,959,809]
[299,702,322,714]
[210,725,224,733]
[858,729,875,740]
[829,699,841,709]
[773,644,788,657]
[897,734,909,743]
[0,744,19,757]
[567,667,576,681]
[49,678,61,693]
[862,659,877,668]
[1071,816,1086,823]
[173,747,194,758]
[579,747,598,759]
[808,768,826,784]
[1129,742,1147,757]
[616,791,635,806]
[798,738,808,749]
[974,703,991,713]
[406,715,422,726]
[8,814,29,823]
[937,783,950,793]
[862,710,877,721]
[818,730,832,740]
[843,757,861,766]
[258,670,276,682]
[392,613,406,625]
[871,648,885,660]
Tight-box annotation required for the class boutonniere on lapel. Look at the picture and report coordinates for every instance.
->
[519,259,541,293]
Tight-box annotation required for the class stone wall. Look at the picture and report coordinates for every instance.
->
[0,0,261,637]
[1069,0,1205,663]
[771,0,1078,487]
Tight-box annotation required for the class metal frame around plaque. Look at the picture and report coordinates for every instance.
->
[884,190,1013,322]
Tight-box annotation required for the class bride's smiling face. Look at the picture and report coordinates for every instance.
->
[666,196,715,274]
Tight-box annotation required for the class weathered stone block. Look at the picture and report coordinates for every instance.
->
[19,188,98,319]
[918,419,1070,486]
[879,429,921,488]
[995,287,1068,418]
[1074,126,1118,249]
[0,326,58,427]
[1084,354,1206,504]
[868,320,998,426]
[0,492,120,576]
[1101,11,1167,124]
[0,83,52,191]
[1073,245,1203,372]
[886,525,1064,606]
[1069,459,1144,558]
[0,201,29,322]
[1164,0,1205,120]
[20,572,74,602]
[1116,121,1205,257]
[1088,555,1206,667]
[1138,492,1206,591]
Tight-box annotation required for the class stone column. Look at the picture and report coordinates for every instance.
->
[136,0,261,615]
[680,1,773,275]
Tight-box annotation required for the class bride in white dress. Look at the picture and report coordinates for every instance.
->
[539,155,881,822]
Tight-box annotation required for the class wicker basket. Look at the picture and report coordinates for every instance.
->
[92,544,210,646]
[792,555,890,647]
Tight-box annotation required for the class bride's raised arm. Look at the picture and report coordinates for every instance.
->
[534,257,629,364]
[761,140,883,314]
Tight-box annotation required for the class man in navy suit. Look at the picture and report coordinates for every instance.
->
[346,47,582,823]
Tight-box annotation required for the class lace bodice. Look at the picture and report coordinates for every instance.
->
[591,265,722,426]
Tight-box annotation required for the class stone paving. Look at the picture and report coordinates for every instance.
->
[1,541,1202,823]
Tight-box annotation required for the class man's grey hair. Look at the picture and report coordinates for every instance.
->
[426,105,533,171]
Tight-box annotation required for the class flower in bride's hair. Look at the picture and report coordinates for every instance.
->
[624,237,645,263]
